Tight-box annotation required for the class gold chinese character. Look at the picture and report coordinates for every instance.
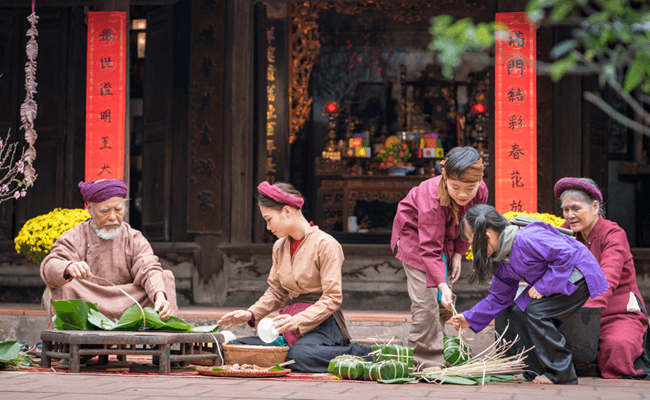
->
[267,46,276,63]
[267,64,276,81]
[266,26,276,45]
[266,157,276,174]
[267,105,277,120]
[267,84,276,103]
[267,122,276,136]
[265,174,276,184]
[266,139,276,156]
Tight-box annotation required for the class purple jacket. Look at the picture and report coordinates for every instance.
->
[463,222,609,333]
[391,175,488,287]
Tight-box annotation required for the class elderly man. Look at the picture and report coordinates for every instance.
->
[40,179,178,322]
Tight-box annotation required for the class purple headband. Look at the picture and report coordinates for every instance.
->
[78,179,128,204]
[257,181,304,209]
[553,178,603,202]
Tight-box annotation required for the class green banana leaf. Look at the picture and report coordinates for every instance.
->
[189,324,220,333]
[377,377,420,384]
[425,374,479,385]
[53,299,219,333]
[472,375,516,383]
[52,299,99,330]
[0,341,20,363]
[88,308,116,330]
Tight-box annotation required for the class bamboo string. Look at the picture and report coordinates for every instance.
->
[208,332,224,366]
[90,274,146,330]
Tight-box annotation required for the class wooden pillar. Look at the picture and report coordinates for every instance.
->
[536,25,554,213]
[253,2,290,243]
[551,26,582,216]
[225,0,255,243]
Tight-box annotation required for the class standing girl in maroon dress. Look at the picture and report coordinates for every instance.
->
[391,146,488,366]
[555,177,650,379]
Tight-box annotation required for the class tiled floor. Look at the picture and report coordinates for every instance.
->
[1,371,648,399]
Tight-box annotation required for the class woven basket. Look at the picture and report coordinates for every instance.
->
[223,344,288,368]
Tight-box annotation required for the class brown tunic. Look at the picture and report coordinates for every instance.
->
[40,220,178,321]
[248,225,344,336]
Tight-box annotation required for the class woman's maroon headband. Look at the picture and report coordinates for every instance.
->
[257,181,304,209]
[553,178,603,202]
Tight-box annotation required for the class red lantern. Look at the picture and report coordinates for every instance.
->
[471,102,487,115]
[324,101,340,114]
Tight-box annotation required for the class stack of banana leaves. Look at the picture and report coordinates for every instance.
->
[51,299,219,333]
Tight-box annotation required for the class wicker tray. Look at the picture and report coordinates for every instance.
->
[195,365,291,378]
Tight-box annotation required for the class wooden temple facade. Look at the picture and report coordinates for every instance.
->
[0,0,648,311]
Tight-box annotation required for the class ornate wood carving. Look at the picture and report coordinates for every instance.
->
[288,2,327,143]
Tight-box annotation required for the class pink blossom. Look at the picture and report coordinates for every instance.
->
[356,56,361,62]
[0,140,4,148]
[377,72,382,78]
[20,190,26,197]
[14,192,20,199]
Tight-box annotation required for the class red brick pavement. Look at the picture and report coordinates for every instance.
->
[2,371,649,400]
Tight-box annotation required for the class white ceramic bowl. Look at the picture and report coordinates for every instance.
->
[257,318,279,343]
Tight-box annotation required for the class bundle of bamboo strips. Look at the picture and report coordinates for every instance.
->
[413,321,534,385]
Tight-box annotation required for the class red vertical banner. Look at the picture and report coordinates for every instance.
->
[495,13,537,214]
[85,12,126,182]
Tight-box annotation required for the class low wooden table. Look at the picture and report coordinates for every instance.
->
[41,330,224,374]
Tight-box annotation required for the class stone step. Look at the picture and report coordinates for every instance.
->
[0,303,495,356]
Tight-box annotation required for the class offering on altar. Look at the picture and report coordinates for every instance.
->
[378,139,412,168]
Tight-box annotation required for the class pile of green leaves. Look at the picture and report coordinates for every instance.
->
[52,299,219,333]
[0,334,35,370]
[0,341,21,369]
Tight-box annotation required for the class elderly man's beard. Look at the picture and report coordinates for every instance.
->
[90,219,123,240]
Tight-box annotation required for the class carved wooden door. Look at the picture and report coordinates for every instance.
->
[141,6,174,241]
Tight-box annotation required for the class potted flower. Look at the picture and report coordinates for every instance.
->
[15,208,91,264]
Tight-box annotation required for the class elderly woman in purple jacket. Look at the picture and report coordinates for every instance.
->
[450,204,608,385]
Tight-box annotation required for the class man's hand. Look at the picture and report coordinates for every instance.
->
[450,252,463,285]
[154,292,172,321]
[528,286,543,300]
[218,310,252,330]
[273,314,298,334]
[64,262,92,280]
[438,283,454,311]
[451,314,470,331]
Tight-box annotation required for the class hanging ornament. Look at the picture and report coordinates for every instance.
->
[20,0,39,187]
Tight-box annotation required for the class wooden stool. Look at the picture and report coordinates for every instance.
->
[41,330,224,374]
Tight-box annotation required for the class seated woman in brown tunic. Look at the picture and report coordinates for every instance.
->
[218,182,369,372]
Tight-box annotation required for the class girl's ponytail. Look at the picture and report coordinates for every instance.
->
[460,204,508,284]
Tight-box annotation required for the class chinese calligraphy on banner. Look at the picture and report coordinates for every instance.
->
[85,12,126,182]
[265,25,278,183]
[495,13,537,213]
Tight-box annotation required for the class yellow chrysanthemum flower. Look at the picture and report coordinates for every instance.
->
[15,208,90,264]
[465,211,565,260]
